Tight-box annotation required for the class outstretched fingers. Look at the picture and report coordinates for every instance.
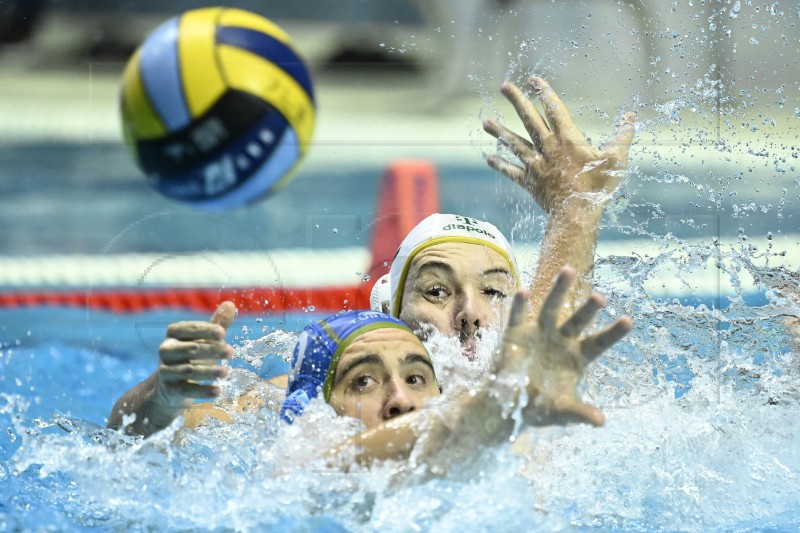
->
[486,153,528,187]
[559,293,605,338]
[506,289,530,330]
[601,111,636,163]
[530,76,581,140]
[538,266,577,330]
[501,80,551,149]
[580,316,633,362]
[483,118,536,161]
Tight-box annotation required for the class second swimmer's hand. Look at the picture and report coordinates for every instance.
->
[496,267,632,427]
[483,77,635,214]
[154,301,236,412]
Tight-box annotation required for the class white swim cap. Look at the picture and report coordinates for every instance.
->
[387,213,519,317]
[369,273,391,313]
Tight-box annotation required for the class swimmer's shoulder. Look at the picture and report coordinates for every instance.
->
[183,374,288,429]
[267,373,288,389]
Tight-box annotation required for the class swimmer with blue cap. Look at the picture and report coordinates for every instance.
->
[281,310,440,428]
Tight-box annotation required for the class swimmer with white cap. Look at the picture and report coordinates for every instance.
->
[373,77,636,356]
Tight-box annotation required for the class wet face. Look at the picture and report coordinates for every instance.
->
[397,242,515,358]
[327,327,440,428]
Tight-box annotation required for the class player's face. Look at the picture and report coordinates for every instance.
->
[328,328,439,428]
[398,242,515,359]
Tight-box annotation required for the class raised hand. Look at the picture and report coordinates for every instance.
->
[155,301,236,409]
[107,301,236,436]
[483,77,635,213]
[497,266,632,426]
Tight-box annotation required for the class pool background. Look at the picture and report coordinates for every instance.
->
[2,1,800,531]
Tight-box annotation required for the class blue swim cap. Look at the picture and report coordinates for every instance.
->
[280,310,414,424]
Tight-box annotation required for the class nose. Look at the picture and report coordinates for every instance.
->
[454,289,489,337]
[381,379,417,420]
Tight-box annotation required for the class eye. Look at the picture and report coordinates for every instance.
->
[482,286,507,299]
[424,285,450,300]
[350,374,376,391]
[406,374,426,386]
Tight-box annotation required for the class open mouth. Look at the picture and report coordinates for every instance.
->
[460,333,480,361]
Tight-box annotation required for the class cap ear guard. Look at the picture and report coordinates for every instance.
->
[280,384,314,423]
[369,273,391,313]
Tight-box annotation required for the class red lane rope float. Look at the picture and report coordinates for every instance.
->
[0,284,373,314]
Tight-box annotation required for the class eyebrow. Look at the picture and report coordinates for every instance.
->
[335,354,383,385]
[404,353,436,375]
[415,260,510,279]
[334,352,436,385]
[413,260,454,277]
[482,267,512,278]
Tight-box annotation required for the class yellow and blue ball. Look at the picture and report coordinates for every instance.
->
[120,7,315,210]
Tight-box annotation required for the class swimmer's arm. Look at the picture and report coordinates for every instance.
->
[323,388,513,469]
[528,197,604,316]
[107,373,188,437]
[482,78,635,319]
[109,385,262,435]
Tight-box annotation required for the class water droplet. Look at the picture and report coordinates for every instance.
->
[362,274,371,282]
[729,0,741,19]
